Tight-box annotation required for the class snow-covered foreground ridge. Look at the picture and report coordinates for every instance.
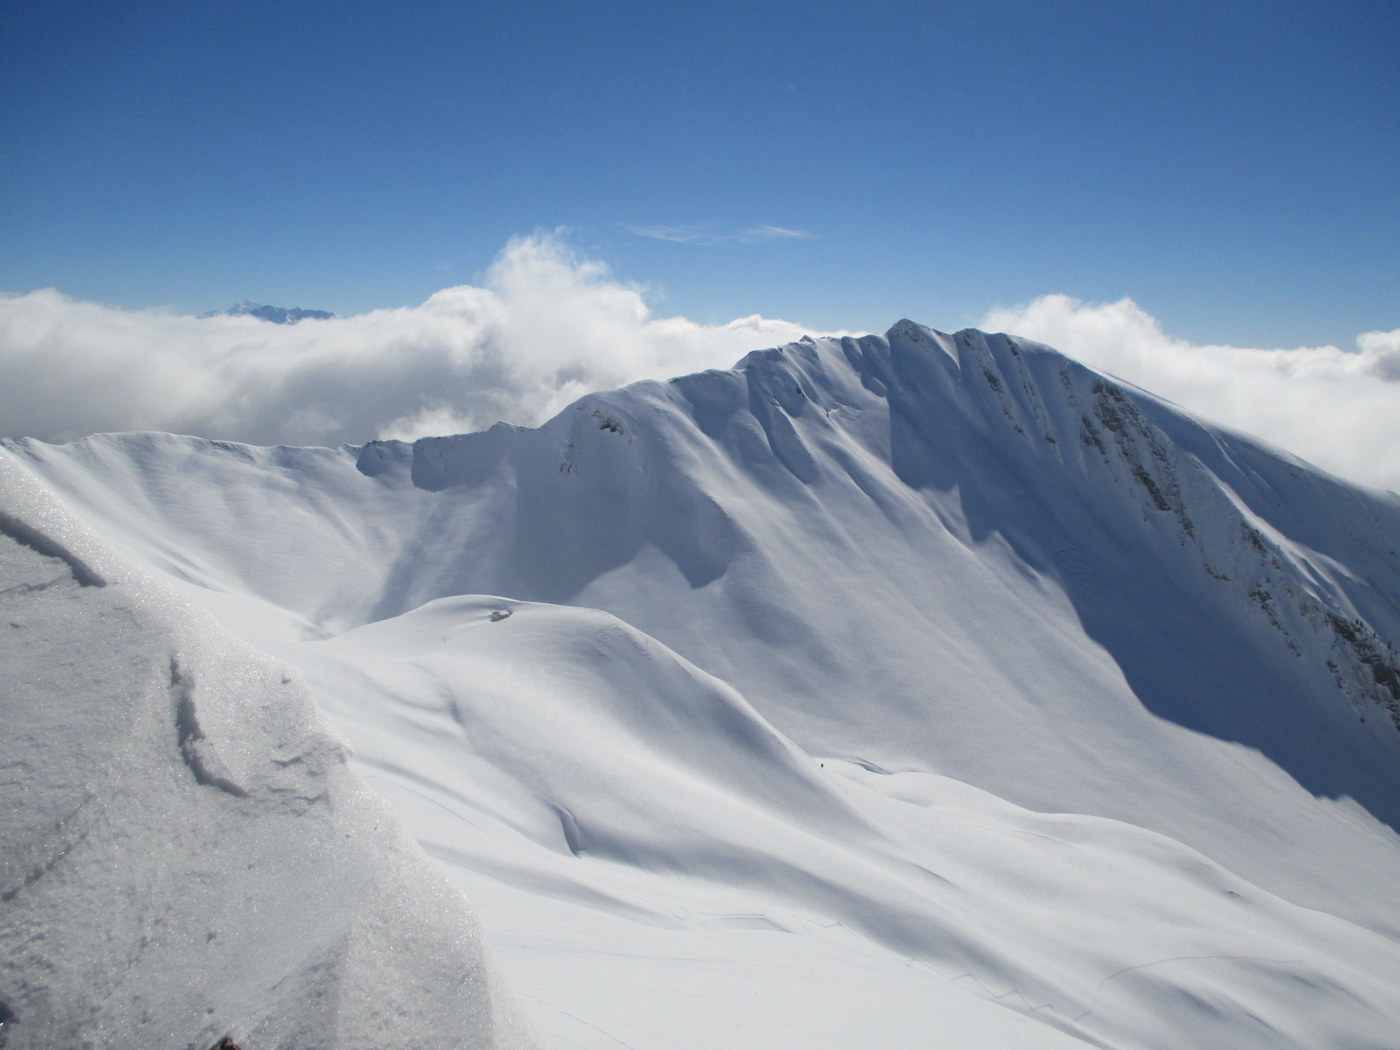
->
[0,463,540,1050]
[5,320,1400,1049]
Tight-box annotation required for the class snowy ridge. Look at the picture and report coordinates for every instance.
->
[5,320,1400,1049]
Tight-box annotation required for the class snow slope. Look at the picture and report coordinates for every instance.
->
[0,461,538,1050]
[5,320,1400,1048]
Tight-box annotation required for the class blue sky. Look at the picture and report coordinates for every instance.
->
[3,0,1396,348]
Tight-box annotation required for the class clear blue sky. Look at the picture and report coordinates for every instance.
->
[3,0,1396,347]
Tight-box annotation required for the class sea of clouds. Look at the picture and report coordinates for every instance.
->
[3,233,1398,493]
[0,234,812,450]
[980,296,1400,495]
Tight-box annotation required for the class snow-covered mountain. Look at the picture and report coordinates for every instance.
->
[4,320,1399,1049]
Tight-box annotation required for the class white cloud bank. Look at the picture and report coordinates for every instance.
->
[0,234,814,449]
[981,295,1400,495]
[4,242,1397,495]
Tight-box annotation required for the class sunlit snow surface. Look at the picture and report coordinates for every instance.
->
[5,321,1400,1049]
[0,464,539,1050]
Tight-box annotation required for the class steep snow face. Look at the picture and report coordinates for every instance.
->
[0,461,538,1050]
[7,320,1400,1049]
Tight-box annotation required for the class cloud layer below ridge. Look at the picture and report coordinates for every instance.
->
[981,296,1400,495]
[2,240,1397,494]
[0,234,813,449]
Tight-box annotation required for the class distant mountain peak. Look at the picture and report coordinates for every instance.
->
[208,300,336,324]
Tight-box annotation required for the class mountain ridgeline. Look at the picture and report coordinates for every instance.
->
[6,320,1400,1050]
[206,300,337,324]
[364,321,1400,741]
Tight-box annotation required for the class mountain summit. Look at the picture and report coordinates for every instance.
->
[4,320,1399,1049]
[209,299,336,323]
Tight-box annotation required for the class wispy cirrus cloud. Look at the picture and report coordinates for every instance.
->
[626,223,815,245]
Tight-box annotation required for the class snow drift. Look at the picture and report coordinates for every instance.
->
[0,461,538,1050]
[4,320,1400,1049]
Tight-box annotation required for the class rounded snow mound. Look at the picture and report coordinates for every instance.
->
[0,459,539,1050]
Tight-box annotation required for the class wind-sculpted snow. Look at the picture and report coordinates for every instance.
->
[5,320,1400,1049]
[291,594,1400,1050]
[0,461,539,1050]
